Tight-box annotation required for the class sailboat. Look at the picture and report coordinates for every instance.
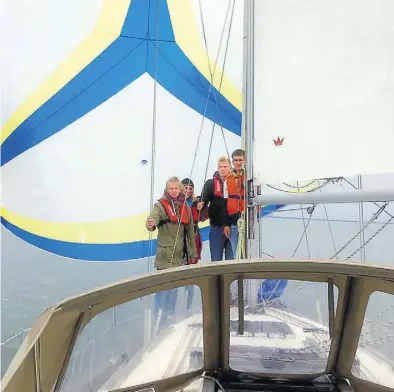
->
[2,0,394,391]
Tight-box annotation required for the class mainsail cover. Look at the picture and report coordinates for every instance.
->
[253,0,394,185]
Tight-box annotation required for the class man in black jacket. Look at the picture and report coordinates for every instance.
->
[200,156,233,261]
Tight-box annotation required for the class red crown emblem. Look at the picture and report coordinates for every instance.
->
[273,136,284,146]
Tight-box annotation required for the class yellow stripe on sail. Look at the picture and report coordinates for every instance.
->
[1,0,132,144]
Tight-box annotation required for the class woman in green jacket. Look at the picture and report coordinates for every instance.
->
[146,176,197,269]
[146,176,197,329]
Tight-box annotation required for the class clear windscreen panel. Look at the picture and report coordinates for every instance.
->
[229,279,338,375]
[60,285,203,392]
[352,291,394,388]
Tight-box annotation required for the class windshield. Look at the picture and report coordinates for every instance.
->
[16,270,394,392]
[60,285,203,392]
[229,279,338,375]
[352,291,394,388]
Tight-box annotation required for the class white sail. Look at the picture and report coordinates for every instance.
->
[252,0,394,186]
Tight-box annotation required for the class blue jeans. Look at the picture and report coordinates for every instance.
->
[209,226,234,261]
[230,224,239,257]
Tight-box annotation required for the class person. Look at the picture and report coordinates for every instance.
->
[181,178,208,314]
[225,149,246,256]
[230,150,288,304]
[201,157,234,261]
[146,176,197,328]
[181,178,208,262]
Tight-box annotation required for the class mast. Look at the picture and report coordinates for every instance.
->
[242,0,258,312]
[243,0,255,259]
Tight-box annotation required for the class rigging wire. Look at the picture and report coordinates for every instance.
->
[330,203,388,259]
[261,251,275,259]
[291,201,391,295]
[343,213,394,261]
[277,202,392,305]
[358,175,366,262]
[198,0,234,160]
[168,0,236,266]
[148,0,161,272]
[187,0,234,181]
[292,211,314,258]
[317,180,337,256]
[196,0,236,199]
[300,208,311,259]
[292,182,313,258]
[341,177,394,219]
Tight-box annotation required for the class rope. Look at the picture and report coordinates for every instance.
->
[201,372,226,392]
[236,216,246,259]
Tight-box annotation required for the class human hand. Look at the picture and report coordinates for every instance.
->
[223,226,230,238]
[147,219,156,230]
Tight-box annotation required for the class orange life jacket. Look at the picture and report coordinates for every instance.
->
[158,198,189,226]
[213,171,245,215]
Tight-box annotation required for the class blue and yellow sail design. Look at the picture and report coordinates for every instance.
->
[1,0,283,261]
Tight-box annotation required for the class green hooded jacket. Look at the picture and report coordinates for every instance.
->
[146,197,197,270]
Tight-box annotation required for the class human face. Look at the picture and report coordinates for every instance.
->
[183,184,193,198]
[218,160,231,178]
[167,181,181,198]
[232,154,245,172]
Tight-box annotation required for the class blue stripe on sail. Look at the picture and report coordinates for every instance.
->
[146,41,241,136]
[121,0,175,41]
[2,0,240,166]
[1,38,147,166]
[1,204,282,262]
[1,216,212,262]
